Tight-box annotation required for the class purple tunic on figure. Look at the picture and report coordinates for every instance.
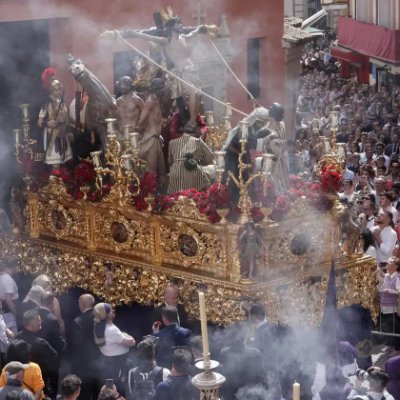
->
[386,355,400,400]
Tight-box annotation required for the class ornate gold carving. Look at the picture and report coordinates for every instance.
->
[41,175,68,197]
[94,209,152,256]
[160,222,206,267]
[0,235,379,326]
[27,193,39,239]
[165,196,209,222]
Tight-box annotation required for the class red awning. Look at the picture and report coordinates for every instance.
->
[331,46,368,64]
[338,16,400,63]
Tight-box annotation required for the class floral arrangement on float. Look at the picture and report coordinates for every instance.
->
[52,161,111,201]
[21,155,342,224]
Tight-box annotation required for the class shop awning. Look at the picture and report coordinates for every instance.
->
[338,16,400,63]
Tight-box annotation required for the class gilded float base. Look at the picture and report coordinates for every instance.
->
[0,234,379,326]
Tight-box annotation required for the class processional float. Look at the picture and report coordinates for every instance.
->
[3,103,378,328]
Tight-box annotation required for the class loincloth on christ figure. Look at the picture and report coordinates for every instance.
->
[169,65,201,100]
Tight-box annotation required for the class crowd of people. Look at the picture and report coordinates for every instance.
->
[293,36,400,339]
[0,257,398,400]
[0,264,301,400]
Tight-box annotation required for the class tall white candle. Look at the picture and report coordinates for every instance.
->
[226,103,232,118]
[241,122,249,140]
[293,381,300,400]
[205,111,214,126]
[13,129,21,146]
[198,291,210,357]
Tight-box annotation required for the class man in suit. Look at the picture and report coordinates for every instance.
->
[152,306,192,368]
[219,322,266,400]
[38,291,66,356]
[16,309,58,398]
[152,283,189,329]
[70,294,100,400]
[385,131,400,156]
[249,304,280,395]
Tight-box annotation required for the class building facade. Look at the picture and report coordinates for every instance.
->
[0,0,285,128]
[333,0,400,86]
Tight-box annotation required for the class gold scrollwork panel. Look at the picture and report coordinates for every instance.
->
[37,201,86,244]
[159,221,228,277]
[94,210,152,257]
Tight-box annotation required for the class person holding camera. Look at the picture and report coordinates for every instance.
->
[347,367,394,400]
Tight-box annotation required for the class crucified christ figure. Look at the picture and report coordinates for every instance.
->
[102,13,210,132]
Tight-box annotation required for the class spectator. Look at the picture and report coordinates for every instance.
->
[219,323,266,400]
[15,310,58,398]
[70,294,100,400]
[126,339,170,400]
[31,275,64,336]
[377,257,400,338]
[152,284,189,329]
[151,306,192,369]
[16,287,44,332]
[0,340,44,400]
[379,192,399,224]
[94,303,134,393]
[38,292,66,356]
[359,229,376,259]
[152,348,197,400]
[57,375,81,400]
[0,258,19,334]
[372,211,397,269]
[0,362,34,400]
[348,367,394,400]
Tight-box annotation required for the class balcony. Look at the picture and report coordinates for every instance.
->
[320,0,348,10]
[338,16,400,63]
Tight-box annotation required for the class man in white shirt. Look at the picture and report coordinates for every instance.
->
[362,194,376,230]
[372,211,398,268]
[347,367,394,400]
[0,257,19,333]
[379,192,399,224]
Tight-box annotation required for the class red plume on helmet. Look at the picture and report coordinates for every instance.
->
[41,67,57,91]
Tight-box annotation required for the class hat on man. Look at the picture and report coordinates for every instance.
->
[4,362,28,375]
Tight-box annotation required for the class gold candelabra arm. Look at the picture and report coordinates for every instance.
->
[227,171,240,189]
[245,172,263,187]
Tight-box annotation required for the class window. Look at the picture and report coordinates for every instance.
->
[247,38,261,99]
[355,0,372,23]
[377,0,394,28]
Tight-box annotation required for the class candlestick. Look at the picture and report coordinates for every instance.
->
[226,103,232,118]
[223,116,231,131]
[19,104,29,119]
[122,125,132,140]
[129,132,139,150]
[293,381,300,400]
[105,118,117,135]
[337,143,346,163]
[198,291,210,362]
[214,150,226,170]
[90,150,102,169]
[240,121,249,140]
[205,111,214,126]
[121,154,132,171]
[13,129,21,146]
[262,153,274,175]
[329,111,339,131]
